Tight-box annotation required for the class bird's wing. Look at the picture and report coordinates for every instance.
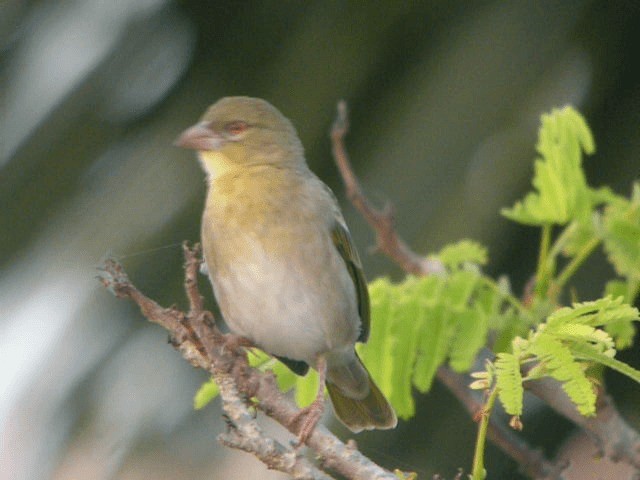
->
[331,221,370,343]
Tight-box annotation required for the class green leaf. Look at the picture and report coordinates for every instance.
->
[547,323,615,357]
[194,379,219,410]
[495,353,524,416]
[358,278,397,382]
[294,369,319,407]
[559,186,615,257]
[444,270,481,309]
[412,303,452,392]
[604,280,630,302]
[365,264,498,401]
[491,308,524,353]
[545,296,639,329]
[247,348,275,367]
[502,106,595,226]
[253,358,297,398]
[602,183,640,280]
[529,333,597,416]
[360,277,425,418]
[475,281,502,317]
[360,277,397,399]
[437,240,488,269]
[513,296,639,417]
[394,470,418,480]
[385,291,424,418]
[603,280,637,348]
[571,343,640,384]
[449,309,488,371]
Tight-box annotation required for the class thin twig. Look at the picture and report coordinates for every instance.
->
[331,100,443,276]
[184,241,206,313]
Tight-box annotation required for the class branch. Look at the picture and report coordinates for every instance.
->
[526,379,640,469]
[99,243,399,480]
[330,102,563,479]
[331,101,443,276]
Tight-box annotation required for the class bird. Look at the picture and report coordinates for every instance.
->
[175,96,397,442]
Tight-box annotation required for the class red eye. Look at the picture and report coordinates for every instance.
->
[225,121,248,137]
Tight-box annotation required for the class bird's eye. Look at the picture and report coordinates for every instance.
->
[225,121,248,137]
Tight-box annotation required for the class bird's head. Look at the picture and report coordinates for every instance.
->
[175,97,304,176]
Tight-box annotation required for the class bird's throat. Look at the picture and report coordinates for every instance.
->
[198,150,240,181]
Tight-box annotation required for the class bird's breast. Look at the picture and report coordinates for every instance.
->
[200,180,360,363]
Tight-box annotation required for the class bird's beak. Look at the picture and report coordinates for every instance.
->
[174,122,223,151]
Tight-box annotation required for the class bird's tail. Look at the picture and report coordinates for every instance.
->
[326,355,397,433]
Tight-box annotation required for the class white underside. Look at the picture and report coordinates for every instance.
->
[208,234,360,365]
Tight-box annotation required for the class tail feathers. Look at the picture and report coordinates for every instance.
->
[326,373,397,433]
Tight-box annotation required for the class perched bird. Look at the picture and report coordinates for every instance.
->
[175,96,397,441]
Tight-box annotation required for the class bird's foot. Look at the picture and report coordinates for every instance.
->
[221,333,254,355]
[292,356,327,447]
[292,397,325,447]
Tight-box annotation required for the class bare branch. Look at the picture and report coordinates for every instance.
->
[183,241,207,314]
[526,380,640,469]
[331,100,443,276]
[99,258,208,369]
[99,247,399,480]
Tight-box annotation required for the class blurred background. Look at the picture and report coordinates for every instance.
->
[1,1,639,479]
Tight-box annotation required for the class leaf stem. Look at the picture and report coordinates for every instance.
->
[480,276,525,313]
[555,237,601,289]
[471,386,500,480]
[535,225,553,296]
[547,221,577,259]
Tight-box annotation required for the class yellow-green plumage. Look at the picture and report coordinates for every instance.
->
[176,96,396,433]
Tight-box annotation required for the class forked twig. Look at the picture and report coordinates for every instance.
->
[99,243,399,480]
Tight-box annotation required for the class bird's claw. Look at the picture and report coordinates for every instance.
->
[221,333,254,354]
[292,399,325,447]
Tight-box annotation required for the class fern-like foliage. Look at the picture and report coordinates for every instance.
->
[602,184,640,282]
[501,106,595,226]
[604,280,638,348]
[484,297,640,418]
[527,333,597,416]
[494,353,523,416]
